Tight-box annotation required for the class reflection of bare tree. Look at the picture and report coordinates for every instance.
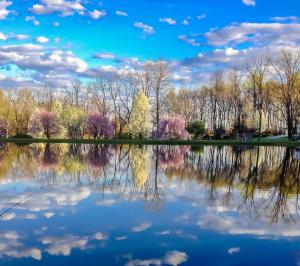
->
[1,144,300,224]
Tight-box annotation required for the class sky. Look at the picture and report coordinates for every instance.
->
[0,0,300,88]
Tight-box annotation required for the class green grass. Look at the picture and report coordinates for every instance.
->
[0,137,300,147]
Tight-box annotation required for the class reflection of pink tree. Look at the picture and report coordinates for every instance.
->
[40,144,58,170]
[86,113,114,139]
[154,117,190,140]
[87,145,112,169]
[30,109,60,139]
[156,145,190,170]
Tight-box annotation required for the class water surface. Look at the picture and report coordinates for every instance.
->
[0,143,300,265]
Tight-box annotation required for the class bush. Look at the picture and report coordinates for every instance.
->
[186,121,205,139]
[11,133,33,139]
[203,130,214,140]
[261,129,273,138]
[214,127,226,140]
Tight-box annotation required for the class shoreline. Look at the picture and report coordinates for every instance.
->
[1,138,300,147]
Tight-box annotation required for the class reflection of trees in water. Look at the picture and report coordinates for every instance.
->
[2,144,300,223]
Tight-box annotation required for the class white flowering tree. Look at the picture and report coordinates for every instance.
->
[129,90,151,139]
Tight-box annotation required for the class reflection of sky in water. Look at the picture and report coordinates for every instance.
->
[0,144,300,265]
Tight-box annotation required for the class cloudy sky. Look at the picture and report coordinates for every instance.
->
[0,0,299,88]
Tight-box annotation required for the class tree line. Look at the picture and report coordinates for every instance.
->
[0,48,300,140]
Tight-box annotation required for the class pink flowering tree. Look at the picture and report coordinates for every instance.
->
[0,116,7,138]
[30,109,60,139]
[86,112,114,139]
[154,117,191,140]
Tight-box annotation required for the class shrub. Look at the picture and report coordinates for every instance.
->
[186,121,205,139]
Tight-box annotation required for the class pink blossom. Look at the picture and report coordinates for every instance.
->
[154,117,191,140]
[86,112,114,139]
[30,109,60,139]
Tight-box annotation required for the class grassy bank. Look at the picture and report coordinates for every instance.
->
[0,137,300,147]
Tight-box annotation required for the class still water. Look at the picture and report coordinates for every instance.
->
[0,143,300,265]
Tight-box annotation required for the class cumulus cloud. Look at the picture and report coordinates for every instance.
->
[242,0,256,6]
[35,36,50,43]
[205,23,300,46]
[116,10,128,16]
[0,31,6,41]
[159,17,176,25]
[28,0,85,17]
[89,9,106,19]
[178,35,200,47]
[134,22,155,35]
[25,16,40,26]
[0,0,12,20]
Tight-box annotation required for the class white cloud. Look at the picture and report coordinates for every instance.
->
[270,16,298,22]
[178,35,200,47]
[28,0,85,17]
[132,222,151,232]
[0,0,12,20]
[0,32,7,41]
[159,17,176,25]
[197,14,206,20]
[116,10,128,16]
[242,0,256,6]
[35,36,50,43]
[181,19,189,26]
[89,9,106,19]
[93,52,116,60]
[134,22,155,35]
[205,23,300,46]
[25,16,40,26]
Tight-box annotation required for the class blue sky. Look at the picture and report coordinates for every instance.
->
[0,0,299,88]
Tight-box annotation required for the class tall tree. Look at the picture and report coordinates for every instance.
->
[129,90,151,139]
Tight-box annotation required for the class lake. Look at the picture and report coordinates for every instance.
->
[0,143,300,265]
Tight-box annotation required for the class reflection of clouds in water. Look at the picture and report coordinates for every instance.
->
[1,212,37,221]
[96,198,116,206]
[0,185,91,214]
[132,222,152,233]
[0,231,41,260]
[40,232,107,256]
[155,230,171,235]
[228,247,240,255]
[197,213,300,237]
[125,250,188,266]
[116,236,127,240]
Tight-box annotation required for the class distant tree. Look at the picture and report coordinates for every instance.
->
[7,88,35,135]
[186,121,205,139]
[129,90,151,139]
[0,116,7,138]
[30,109,60,139]
[154,117,190,140]
[60,105,87,139]
[86,112,114,139]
